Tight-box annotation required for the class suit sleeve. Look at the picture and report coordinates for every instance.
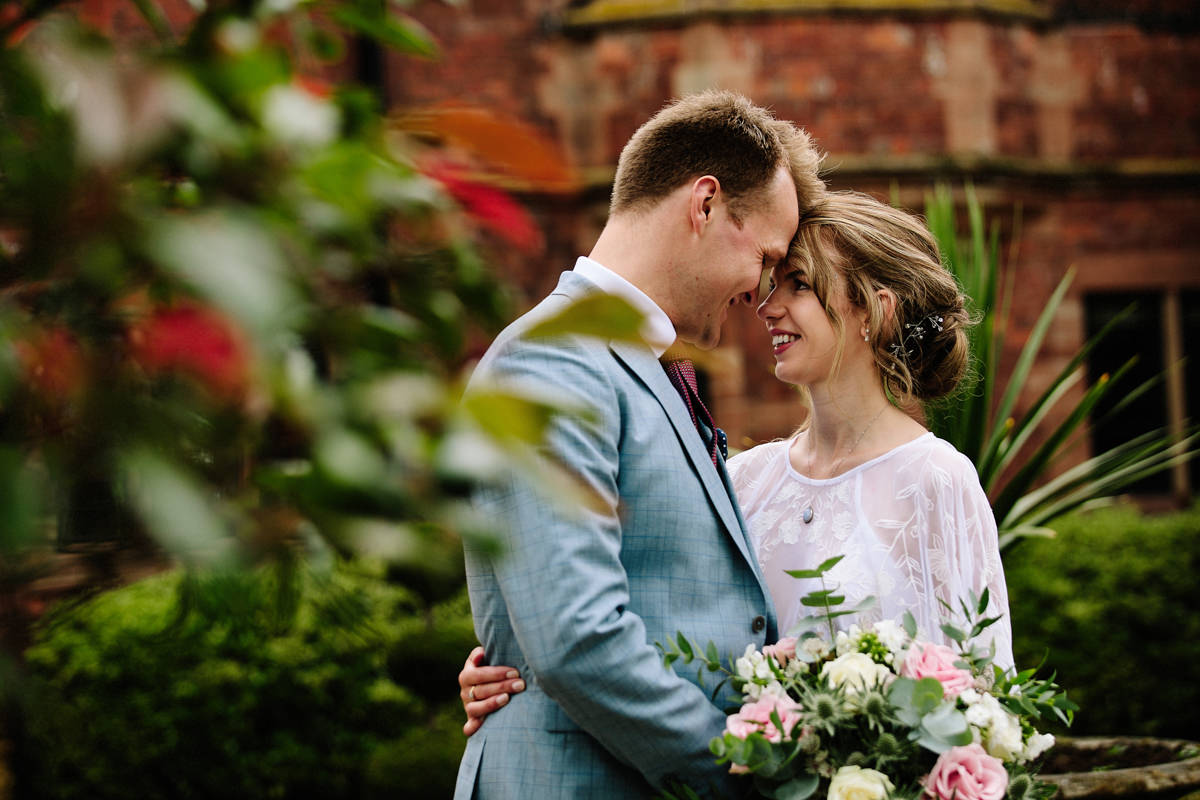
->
[471,335,743,797]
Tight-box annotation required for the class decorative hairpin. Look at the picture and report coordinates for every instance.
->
[889,313,944,361]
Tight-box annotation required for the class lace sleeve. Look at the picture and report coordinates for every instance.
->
[926,445,1014,670]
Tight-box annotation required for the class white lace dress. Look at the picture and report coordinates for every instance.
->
[728,432,1014,669]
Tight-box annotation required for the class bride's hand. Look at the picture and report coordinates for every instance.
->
[459,645,526,736]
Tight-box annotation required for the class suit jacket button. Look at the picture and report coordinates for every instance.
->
[752,615,766,633]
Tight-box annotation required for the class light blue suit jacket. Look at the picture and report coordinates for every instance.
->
[455,271,778,799]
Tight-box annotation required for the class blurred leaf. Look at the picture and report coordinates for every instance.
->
[120,447,237,567]
[314,428,387,489]
[143,209,304,340]
[525,294,646,343]
[331,6,437,57]
[461,388,573,446]
[400,107,576,189]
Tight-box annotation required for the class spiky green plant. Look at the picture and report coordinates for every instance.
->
[922,185,1197,548]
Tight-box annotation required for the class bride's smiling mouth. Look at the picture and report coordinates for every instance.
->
[771,329,799,355]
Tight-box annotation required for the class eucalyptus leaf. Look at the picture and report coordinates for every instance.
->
[815,555,844,572]
[771,774,819,800]
[677,633,694,661]
[916,703,971,753]
[888,677,944,727]
[800,594,845,607]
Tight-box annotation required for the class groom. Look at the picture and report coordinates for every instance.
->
[456,92,824,799]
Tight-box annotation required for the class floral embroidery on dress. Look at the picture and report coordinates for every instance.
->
[727,433,1013,669]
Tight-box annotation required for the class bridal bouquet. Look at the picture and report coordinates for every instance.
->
[659,557,1076,800]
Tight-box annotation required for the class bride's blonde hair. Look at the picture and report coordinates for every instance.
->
[789,191,970,407]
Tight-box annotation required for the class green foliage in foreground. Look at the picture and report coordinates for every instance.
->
[1006,502,1200,739]
[16,562,474,799]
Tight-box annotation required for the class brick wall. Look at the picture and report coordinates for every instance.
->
[75,0,1200,488]
[381,3,1200,476]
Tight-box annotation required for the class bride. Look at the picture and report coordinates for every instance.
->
[457,191,1012,734]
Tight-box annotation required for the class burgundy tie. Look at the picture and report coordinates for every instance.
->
[663,359,727,465]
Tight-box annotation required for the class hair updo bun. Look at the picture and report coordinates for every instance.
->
[791,191,970,404]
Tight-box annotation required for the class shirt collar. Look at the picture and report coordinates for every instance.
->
[572,256,676,358]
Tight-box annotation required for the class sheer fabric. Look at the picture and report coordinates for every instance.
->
[729,432,1013,669]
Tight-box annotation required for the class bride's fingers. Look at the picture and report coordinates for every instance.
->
[464,688,515,736]
[461,677,526,709]
[458,662,516,695]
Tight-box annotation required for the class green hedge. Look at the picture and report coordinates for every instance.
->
[16,562,474,799]
[1006,502,1200,739]
[19,501,1196,797]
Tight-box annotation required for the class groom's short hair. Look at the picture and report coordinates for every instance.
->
[610,90,822,222]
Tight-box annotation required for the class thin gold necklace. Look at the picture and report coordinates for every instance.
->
[802,404,888,524]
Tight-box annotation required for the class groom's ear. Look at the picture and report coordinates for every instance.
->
[688,175,720,233]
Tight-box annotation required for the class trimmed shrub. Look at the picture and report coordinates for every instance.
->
[16,562,473,799]
[1006,502,1200,738]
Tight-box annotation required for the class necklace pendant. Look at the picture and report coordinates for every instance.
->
[802,506,814,524]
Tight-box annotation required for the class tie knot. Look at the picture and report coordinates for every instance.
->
[662,358,726,464]
[664,358,699,395]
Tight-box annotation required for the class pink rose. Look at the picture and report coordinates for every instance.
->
[924,743,1008,800]
[763,637,798,664]
[724,694,802,743]
[901,642,973,699]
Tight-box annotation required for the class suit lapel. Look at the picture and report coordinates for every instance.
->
[550,270,763,583]
[609,340,759,571]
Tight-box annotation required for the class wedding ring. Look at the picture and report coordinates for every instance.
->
[469,687,477,701]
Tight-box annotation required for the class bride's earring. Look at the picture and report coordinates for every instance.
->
[862,327,870,342]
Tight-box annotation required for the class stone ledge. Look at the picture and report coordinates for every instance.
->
[498,157,1200,194]
[1041,736,1200,799]
[562,0,1050,31]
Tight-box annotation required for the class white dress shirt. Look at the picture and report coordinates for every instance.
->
[572,256,676,358]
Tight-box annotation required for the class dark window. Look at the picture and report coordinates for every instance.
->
[1083,292,1169,494]
[1184,290,1200,488]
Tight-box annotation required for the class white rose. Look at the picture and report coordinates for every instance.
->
[735,644,760,681]
[827,765,894,800]
[872,619,909,655]
[1024,732,1056,762]
[965,701,992,727]
[984,707,1025,761]
[821,652,892,695]
[959,688,981,705]
[835,624,865,656]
